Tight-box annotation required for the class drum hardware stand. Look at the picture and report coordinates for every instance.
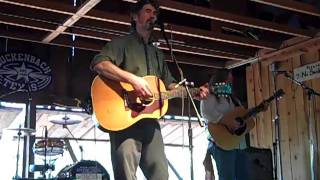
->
[167,158,183,180]
[280,72,319,180]
[13,125,23,180]
[49,114,83,161]
[41,126,48,179]
[63,124,84,161]
[160,22,204,180]
[5,126,36,180]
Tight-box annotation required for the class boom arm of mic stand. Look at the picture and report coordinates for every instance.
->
[283,72,320,97]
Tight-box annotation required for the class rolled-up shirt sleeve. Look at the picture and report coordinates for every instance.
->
[90,39,124,71]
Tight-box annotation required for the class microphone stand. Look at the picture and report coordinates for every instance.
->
[271,70,283,180]
[159,22,204,180]
[281,72,319,180]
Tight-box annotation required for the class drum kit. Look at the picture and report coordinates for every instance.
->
[7,114,110,180]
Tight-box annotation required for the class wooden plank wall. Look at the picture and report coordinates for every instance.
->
[246,49,320,180]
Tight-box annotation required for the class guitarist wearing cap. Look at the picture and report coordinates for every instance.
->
[201,69,254,180]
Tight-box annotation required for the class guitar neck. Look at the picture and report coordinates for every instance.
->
[242,107,260,120]
[154,88,200,100]
[241,89,284,121]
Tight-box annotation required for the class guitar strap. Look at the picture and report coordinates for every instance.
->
[143,44,151,75]
[230,95,241,107]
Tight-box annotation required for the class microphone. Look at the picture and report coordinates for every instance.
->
[155,16,165,32]
[174,79,194,88]
[174,79,186,88]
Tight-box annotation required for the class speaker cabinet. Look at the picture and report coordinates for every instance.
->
[237,147,273,180]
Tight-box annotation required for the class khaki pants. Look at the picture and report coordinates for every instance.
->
[109,119,168,180]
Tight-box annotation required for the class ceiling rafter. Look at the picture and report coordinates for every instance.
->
[0,27,226,68]
[250,0,320,17]
[0,0,76,15]
[42,0,101,43]
[124,0,315,38]
[85,11,279,49]
[0,13,57,32]
[0,14,247,61]
[167,24,278,49]
[226,36,320,69]
[0,0,284,48]
[0,0,318,69]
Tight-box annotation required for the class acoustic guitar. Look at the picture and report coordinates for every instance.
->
[208,89,285,150]
[91,75,203,132]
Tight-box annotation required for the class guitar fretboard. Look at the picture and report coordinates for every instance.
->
[153,88,200,100]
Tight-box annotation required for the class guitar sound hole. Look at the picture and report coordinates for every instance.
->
[234,117,246,135]
[234,124,247,136]
[141,99,152,105]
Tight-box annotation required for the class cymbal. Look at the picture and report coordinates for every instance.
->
[6,127,36,135]
[49,114,83,125]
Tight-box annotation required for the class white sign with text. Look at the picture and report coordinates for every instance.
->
[294,61,320,82]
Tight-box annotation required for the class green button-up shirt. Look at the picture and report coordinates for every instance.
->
[91,31,176,88]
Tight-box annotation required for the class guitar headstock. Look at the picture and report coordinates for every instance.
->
[211,83,232,97]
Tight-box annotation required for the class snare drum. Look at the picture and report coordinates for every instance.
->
[57,160,110,180]
[33,139,64,156]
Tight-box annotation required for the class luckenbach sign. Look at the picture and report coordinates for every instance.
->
[0,52,52,92]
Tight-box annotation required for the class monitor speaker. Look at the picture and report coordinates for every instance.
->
[237,147,273,180]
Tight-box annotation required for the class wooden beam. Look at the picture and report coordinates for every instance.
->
[250,0,320,17]
[0,0,76,15]
[259,37,320,65]
[76,18,257,57]
[124,0,315,38]
[226,36,320,68]
[86,11,279,49]
[164,52,227,68]
[0,13,57,32]
[159,43,246,61]
[0,28,229,68]
[168,24,278,50]
[42,0,101,43]
[0,0,280,49]
[0,14,254,61]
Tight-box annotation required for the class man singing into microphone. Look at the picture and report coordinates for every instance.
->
[91,0,208,179]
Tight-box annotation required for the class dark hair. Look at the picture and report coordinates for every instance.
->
[130,0,160,15]
[209,68,231,86]
[130,0,160,30]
